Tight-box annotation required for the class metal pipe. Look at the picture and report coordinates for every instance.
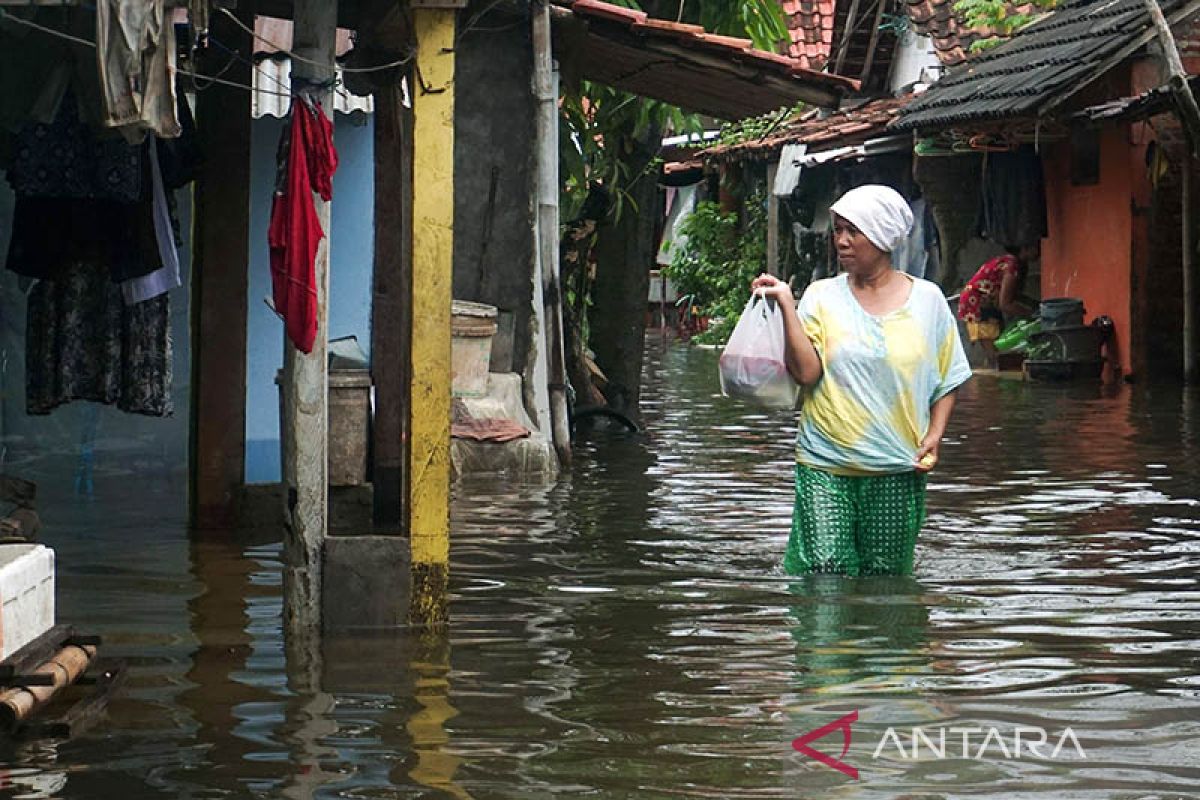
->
[533,0,572,466]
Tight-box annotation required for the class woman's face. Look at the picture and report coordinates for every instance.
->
[832,214,890,275]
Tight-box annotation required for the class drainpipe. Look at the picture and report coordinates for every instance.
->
[533,0,572,466]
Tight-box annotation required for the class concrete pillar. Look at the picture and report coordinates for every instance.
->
[282,0,336,641]
[408,8,456,629]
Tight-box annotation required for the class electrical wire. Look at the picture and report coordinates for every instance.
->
[217,6,414,74]
[0,7,96,48]
[209,34,357,105]
[177,67,291,98]
[0,7,359,104]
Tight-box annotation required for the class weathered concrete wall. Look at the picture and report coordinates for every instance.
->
[912,152,1004,291]
[453,6,538,390]
[1041,127,1134,380]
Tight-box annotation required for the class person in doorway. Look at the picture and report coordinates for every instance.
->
[956,244,1038,367]
[751,185,972,576]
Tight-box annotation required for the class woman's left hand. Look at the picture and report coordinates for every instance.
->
[914,436,940,472]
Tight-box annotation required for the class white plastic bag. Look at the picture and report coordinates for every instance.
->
[718,293,801,409]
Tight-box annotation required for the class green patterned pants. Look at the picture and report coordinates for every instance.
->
[784,464,927,576]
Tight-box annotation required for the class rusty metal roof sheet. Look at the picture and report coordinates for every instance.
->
[552,0,859,117]
[702,93,914,162]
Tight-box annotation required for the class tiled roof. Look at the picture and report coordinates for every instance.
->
[893,0,1200,131]
[702,93,914,162]
[902,0,1032,66]
[552,0,859,117]
[781,0,837,69]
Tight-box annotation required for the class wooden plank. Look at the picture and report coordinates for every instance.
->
[0,625,73,682]
[190,3,253,530]
[370,81,413,529]
[281,0,336,637]
[859,0,887,84]
[16,662,126,740]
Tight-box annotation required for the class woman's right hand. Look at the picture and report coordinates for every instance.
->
[751,273,794,305]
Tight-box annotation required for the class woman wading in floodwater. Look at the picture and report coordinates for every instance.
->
[752,185,972,576]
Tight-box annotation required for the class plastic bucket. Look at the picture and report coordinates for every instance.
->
[1040,297,1085,330]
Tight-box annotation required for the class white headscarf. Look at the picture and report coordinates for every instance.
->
[828,184,914,253]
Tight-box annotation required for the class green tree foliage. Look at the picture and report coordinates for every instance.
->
[707,100,805,151]
[559,0,789,222]
[666,191,769,345]
[953,0,1058,51]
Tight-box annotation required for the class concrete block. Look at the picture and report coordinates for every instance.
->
[0,544,55,659]
[322,535,411,632]
[450,433,557,479]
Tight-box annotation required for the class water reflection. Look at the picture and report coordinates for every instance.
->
[1,340,1198,798]
[788,576,930,696]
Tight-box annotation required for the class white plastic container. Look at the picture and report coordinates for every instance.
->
[452,300,499,398]
[0,544,55,660]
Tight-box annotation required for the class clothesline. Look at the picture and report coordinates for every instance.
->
[0,7,97,47]
[0,7,362,102]
[216,7,414,75]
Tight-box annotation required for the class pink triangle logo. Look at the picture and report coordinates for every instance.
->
[792,710,859,779]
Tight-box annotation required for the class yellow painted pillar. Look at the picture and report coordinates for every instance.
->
[409,8,455,629]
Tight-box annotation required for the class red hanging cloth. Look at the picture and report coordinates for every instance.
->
[268,98,338,354]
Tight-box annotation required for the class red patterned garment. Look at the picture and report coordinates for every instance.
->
[268,99,338,353]
[957,254,1018,322]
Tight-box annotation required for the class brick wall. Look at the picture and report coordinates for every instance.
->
[1174,12,1200,66]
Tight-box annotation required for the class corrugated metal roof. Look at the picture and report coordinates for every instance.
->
[249,16,373,118]
[251,58,375,118]
[892,0,1200,131]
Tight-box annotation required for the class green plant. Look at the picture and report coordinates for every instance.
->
[559,0,790,223]
[706,101,806,150]
[953,0,1058,52]
[666,191,769,344]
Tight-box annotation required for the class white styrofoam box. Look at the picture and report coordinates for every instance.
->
[0,544,55,660]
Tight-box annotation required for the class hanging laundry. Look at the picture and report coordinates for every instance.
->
[121,141,179,304]
[268,98,338,354]
[26,261,172,417]
[95,0,180,142]
[977,147,1047,248]
[8,90,142,202]
[892,197,934,280]
[5,91,178,286]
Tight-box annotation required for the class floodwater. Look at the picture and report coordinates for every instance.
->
[3,339,1200,798]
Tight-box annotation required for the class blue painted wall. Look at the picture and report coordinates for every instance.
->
[245,114,375,483]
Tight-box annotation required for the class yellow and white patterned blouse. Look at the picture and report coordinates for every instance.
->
[795,273,972,475]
